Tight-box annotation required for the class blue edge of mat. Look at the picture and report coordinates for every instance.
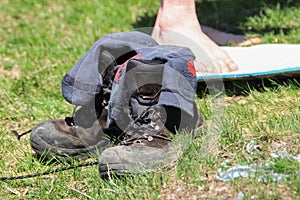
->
[197,66,300,81]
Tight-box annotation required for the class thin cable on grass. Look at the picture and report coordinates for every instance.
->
[11,129,32,140]
[0,161,98,181]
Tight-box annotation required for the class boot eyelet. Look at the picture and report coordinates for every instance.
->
[147,136,153,142]
[154,125,160,131]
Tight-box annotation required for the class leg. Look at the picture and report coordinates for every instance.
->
[152,0,239,73]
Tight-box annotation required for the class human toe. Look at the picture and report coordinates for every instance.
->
[227,60,239,72]
[238,37,261,47]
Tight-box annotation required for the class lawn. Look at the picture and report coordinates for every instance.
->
[0,0,300,199]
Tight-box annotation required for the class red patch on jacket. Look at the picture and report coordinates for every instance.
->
[114,53,143,82]
[187,61,196,77]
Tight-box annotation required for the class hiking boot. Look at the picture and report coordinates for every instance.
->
[30,107,115,162]
[98,57,204,176]
[98,104,203,176]
[30,52,119,162]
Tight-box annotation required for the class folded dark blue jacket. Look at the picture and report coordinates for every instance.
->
[62,31,197,118]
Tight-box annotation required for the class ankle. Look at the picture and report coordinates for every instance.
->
[157,9,199,31]
[161,0,196,11]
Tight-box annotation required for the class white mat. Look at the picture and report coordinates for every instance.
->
[197,44,300,80]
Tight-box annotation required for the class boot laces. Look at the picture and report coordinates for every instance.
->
[65,105,78,127]
[120,106,171,145]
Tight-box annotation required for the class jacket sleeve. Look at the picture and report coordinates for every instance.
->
[61,31,158,106]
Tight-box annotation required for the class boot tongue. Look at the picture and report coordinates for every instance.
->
[125,59,165,120]
[125,59,165,94]
[116,58,174,145]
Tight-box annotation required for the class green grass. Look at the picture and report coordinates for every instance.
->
[1,0,300,199]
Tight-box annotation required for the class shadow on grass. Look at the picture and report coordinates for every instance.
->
[133,0,299,34]
[197,75,300,97]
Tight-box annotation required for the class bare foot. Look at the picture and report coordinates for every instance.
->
[152,2,239,73]
[202,25,261,47]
